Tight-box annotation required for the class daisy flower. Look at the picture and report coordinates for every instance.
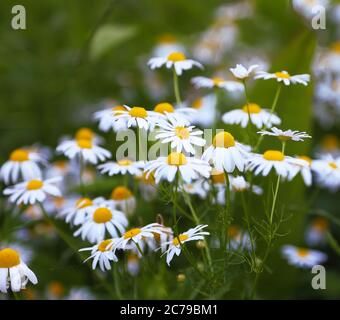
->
[136,172,157,201]
[163,225,209,266]
[0,247,38,293]
[255,70,310,86]
[191,76,243,92]
[229,64,258,80]
[74,204,128,243]
[229,176,263,195]
[247,150,305,178]
[180,179,208,199]
[56,138,111,165]
[74,127,104,145]
[311,155,340,191]
[93,105,128,132]
[281,245,327,268]
[189,94,217,128]
[148,52,203,76]
[80,239,118,271]
[144,152,211,184]
[98,159,144,177]
[153,102,195,126]
[0,148,45,184]
[111,223,165,254]
[4,177,62,205]
[305,218,329,246]
[127,252,140,276]
[258,127,311,142]
[289,156,313,186]
[152,33,185,58]
[46,281,65,300]
[227,225,252,251]
[202,132,249,173]
[111,186,136,215]
[144,225,174,253]
[222,103,281,129]
[155,114,206,154]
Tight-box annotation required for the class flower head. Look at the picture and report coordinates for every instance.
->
[230,64,258,79]
[258,127,311,142]
[281,245,327,268]
[191,76,243,92]
[255,70,310,86]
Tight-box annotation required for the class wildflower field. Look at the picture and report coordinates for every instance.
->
[1,0,340,301]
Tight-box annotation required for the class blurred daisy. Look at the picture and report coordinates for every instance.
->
[80,239,118,271]
[144,152,211,184]
[312,155,340,191]
[163,225,209,266]
[180,179,208,199]
[153,102,194,126]
[227,225,252,251]
[229,176,263,195]
[136,172,157,201]
[189,94,217,128]
[127,252,140,276]
[46,281,65,300]
[66,288,95,300]
[255,71,310,86]
[281,245,327,268]
[230,64,258,80]
[305,218,329,246]
[289,156,313,186]
[152,33,185,58]
[4,177,62,205]
[0,247,38,293]
[74,205,128,243]
[293,0,329,19]
[111,186,136,215]
[98,159,144,177]
[93,105,128,132]
[74,127,103,145]
[156,115,206,154]
[258,127,311,142]
[148,52,203,76]
[222,103,281,129]
[202,132,249,172]
[317,134,340,157]
[0,148,45,184]
[247,150,305,178]
[56,138,111,165]
[191,76,243,92]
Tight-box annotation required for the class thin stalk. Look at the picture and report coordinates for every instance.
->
[173,68,182,105]
[113,264,124,300]
[172,174,179,233]
[240,192,256,256]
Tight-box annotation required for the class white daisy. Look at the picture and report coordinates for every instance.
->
[255,70,310,86]
[3,177,62,205]
[281,245,327,268]
[311,155,340,191]
[79,239,118,271]
[180,179,208,199]
[127,252,140,276]
[163,225,209,266]
[0,148,45,184]
[229,64,258,80]
[305,218,329,246]
[143,225,174,253]
[152,33,185,58]
[93,105,128,132]
[153,102,195,126]
[110,186,136,216]
[98,159,144,177]
[74,204,128,244]
[189,94,217,128]
[258,127,312,142]
[229,176,263,195]
[191,76,244,92]
[136,172,157,201]
[155,114,206,155]
[74,127,104,145]
[144,152,211,184]
[247,150,305,178]
[227,225,252,251]
[148,52,203,76]
[289,156,313,186]
[56,138,111,165]
[222,103,281,128]
[0,247,38,293]
[202,132,249,173]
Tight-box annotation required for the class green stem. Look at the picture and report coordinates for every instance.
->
[240,192,256,255]
[113,264,124,300]
[172,174,179,233]
[173,68,182,105]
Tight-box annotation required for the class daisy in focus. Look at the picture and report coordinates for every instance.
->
[111,186,136,215]
[255,70,310,86]
[258,127,312,142]
[155,114,206,154]
[0,247,38,293]
[4,177,62,205]
[0,148,46,184]
[229,64,258,80]
[98,159,144,177]
[144,152,211,184]
[202,132,249,173]
[281,245,327,268]
[222,103,281,129]
[163,225,209,266]
[148,52,203,76]
[191,75,243,92]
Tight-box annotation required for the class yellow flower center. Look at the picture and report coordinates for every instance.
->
[322,135,339,151]
[158,33,177,44]
[213,132,235,148]
[175,126,190,140]
[263,150,284,161]
[297,248,309,258]
[93,207,112,224]
[124,228,142,239]
[117,159,133,166]
[75,128,93,141]
[211,169,225,184]
[299,155,312,166]
[167,52,186,62]
[10,149,29,162]
[227,225,239,238]
[112,105,127,115]
[98,239,113,252]
[242,103,261,114]
[192,98,203,109]
[26,179,43,190]
[48,282,65,297]
[54,160,67,170]
[172,234,189,246]
[329,162,337,169]
[76,197,93,209]
[111,186,132,200]
[312,218,328,232]
[129,107,147,118]
[77,139,92,149]
[275,71,290,79]
[0,248,20,268]
[167,152,187,166]
[154,102,174,114]
[331,41,340,54]
[212,77,224,86]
